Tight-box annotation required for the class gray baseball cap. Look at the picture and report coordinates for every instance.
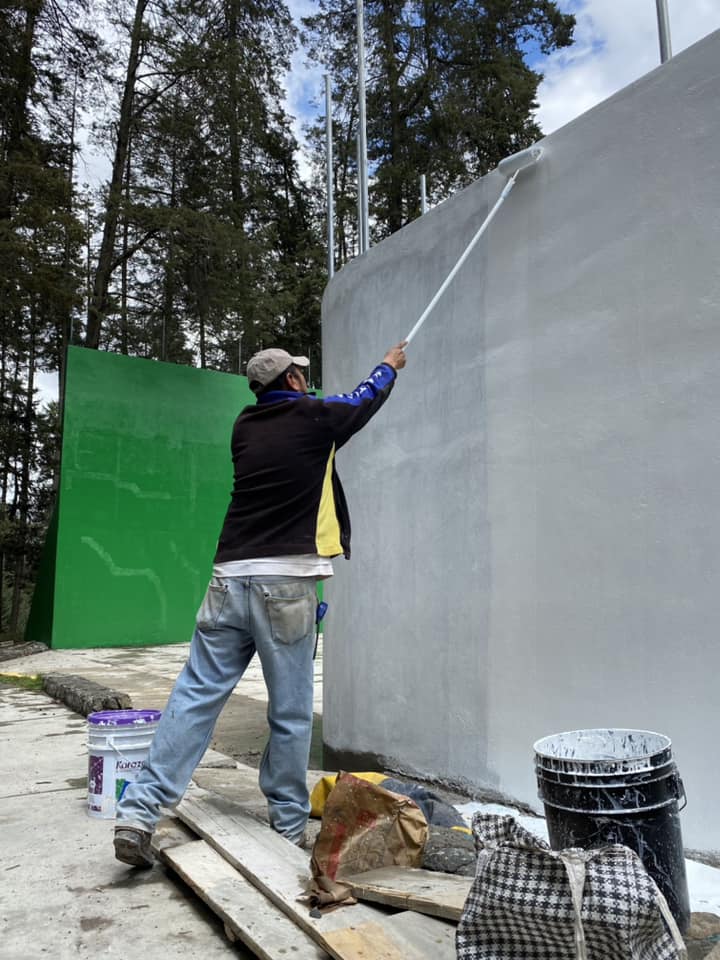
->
[246,348,309,389]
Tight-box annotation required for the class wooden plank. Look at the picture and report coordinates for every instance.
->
[191,761,338,827]
[164,840,330,960]
[324,922,424,960]
[153,818,329,959]
[388,911,457,954]
[345,865,472,921]
[176,789,455,960]
[324,913,456,960]
[153,816,199,852]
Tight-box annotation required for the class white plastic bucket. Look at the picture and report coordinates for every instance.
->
[86,709,161,819]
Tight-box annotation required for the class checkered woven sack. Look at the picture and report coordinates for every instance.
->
[456,813,687,960]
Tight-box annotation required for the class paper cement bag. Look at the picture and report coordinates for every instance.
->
[308,771,428,908]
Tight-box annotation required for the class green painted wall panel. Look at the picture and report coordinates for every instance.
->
[45,347,255,649]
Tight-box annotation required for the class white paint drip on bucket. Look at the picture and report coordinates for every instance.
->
[87,709,161,819]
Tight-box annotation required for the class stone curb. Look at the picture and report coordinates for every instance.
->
[0,641,50,663]
[43,673,132,717]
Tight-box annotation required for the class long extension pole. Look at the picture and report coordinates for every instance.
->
[403,145,543,347]
[356,0,369,252]
[325,74,334,278]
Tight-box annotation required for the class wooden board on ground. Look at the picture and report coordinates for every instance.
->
[191,761,338,828]
[153,816,199,852]
[152,818,330,960]
[345,865,472,921]
[176,789,456,960]
[323,913,457,960]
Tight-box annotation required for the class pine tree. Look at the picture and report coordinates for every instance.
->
[303,0,575,244]
[91,0,325,371]
[0,0,98,635]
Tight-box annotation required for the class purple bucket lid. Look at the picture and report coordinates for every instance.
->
[87,709,161,726]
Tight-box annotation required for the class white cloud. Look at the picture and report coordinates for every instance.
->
[285,0,327,182]
[536,0,720,134]
[36,370,59,406]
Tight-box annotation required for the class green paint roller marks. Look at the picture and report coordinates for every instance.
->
[87,709,161,819]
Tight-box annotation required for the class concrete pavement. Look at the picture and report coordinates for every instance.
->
[0,641,324,960]
[0,682,253,960]
[4,640,720,959]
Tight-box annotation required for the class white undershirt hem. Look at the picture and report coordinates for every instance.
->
[213,554,334,580]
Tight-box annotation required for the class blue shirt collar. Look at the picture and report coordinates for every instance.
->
[257,390,316,405]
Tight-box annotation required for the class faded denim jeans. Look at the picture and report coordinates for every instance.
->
[116,575,317,843]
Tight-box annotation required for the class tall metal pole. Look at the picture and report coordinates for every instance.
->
[655,0,672,63]
[324,75,335,278]
[356,0,369,252]
[420,174,427,215]
[356,133,363,255]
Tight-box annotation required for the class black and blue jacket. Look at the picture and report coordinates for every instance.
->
[214,363,397,562]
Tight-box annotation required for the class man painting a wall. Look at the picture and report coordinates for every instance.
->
[113,341,408,866]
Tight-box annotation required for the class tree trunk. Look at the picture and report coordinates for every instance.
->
[86,0,149,349]
[378,0,404,233]
[162,106,178,363]
[0,339,6,632]
[0,0,41,220]
[58,70,78,443]
[9,312,35,633]
[120,135,132,355]
[198,280,208,369]
[226,0,244,229]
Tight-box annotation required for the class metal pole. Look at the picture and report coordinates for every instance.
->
[356,0,369,252]
[420,174,427,215]
[655,0,672,63]
[324,75,335,278]
[238,331,243,375]
[356,132,364,255]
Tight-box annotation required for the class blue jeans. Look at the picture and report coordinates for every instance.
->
[116,575,317,843]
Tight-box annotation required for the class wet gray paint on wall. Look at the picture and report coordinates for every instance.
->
[321,30,720,852]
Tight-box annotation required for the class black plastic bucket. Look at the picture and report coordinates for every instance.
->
[534,728,690,934]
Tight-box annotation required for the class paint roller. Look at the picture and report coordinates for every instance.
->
[403,144,544,347]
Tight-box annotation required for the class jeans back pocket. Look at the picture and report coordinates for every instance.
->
[196,581,228,629]
[263,582,315,645]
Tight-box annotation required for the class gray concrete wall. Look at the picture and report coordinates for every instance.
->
[321,31,720,852]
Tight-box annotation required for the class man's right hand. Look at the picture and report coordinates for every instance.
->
[383,341,408,371]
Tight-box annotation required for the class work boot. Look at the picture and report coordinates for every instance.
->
[293,833,309,850]
[290,830,310,850]
[114,826,154,868]
[275,826,309,849]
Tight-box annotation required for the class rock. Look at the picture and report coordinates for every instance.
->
[42,674,132,716]
[422,825,476,876]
